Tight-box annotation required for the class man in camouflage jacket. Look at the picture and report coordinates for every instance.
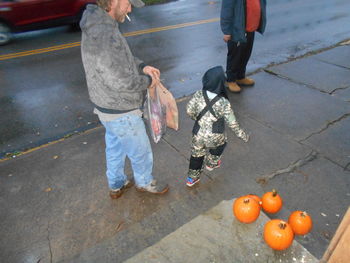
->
[186,66,249,187]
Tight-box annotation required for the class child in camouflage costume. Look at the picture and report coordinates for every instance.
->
[186,66,249,187]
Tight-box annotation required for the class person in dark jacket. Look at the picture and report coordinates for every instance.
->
[186,66,249,187]
[80,0,169,199]
[220,0,267,93]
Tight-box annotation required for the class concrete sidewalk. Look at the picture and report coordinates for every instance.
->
[1,44,350,263]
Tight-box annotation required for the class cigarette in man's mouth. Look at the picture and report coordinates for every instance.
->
[126,14,131,21]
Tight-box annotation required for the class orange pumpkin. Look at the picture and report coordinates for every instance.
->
[288,211,313,235]
[246,194,262,206]
[262,189,283,214]
[264,219,294,250]
[233,196,261,223]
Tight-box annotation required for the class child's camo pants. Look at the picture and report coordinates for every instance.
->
[188,134,227,179]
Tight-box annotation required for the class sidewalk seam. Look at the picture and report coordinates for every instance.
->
[322,155,350,172]
[47,191,53,263]
[47,221,53,263]
[313,57,350,71]
[161,137,214,181]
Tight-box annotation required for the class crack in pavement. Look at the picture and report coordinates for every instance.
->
[263,69,330,95]
[264,67,350,98]
[345,162,350,171]
[330,85,350,95]
[256,150,318,184]
[299,113,350,142]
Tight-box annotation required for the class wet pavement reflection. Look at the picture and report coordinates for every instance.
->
[1,0,350,157]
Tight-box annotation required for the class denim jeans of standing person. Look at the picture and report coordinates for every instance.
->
[101,114,153,190]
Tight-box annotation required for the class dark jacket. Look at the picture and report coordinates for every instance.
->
[80,5,150,112]
[202,66,228,99]
[220,0,267,43]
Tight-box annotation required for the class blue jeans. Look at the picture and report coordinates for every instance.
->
[101,115,153,190]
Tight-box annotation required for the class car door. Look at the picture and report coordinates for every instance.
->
[49,0,76,17]
[0,0,69,27]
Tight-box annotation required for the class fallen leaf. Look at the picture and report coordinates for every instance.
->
[45,187,52,192]
[116,221,124,232]
[53,155,59,159]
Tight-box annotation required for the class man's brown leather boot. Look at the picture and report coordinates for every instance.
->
[236,77,255,86]
[226,82,241,93]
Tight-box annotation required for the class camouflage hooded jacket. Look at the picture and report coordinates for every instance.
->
[186,91,248,142]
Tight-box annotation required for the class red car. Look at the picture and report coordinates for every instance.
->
[0,0,95,45]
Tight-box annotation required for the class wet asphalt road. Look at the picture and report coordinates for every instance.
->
[1,0,350,157]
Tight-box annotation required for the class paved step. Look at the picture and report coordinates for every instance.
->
[126,199,318,263]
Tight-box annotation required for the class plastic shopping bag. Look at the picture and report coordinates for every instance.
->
[145,86,167,143]
[156,82,179,131]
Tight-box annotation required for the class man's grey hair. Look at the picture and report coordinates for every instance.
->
[96,0,113,11]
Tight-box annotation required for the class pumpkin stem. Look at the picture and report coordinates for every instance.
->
[272,189,278,197]
[278,222,287,230]
[243,198,250,204]
[301,211,308,217]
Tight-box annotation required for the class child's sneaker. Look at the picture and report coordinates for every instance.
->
[206,160,221,171]
[186,176,200,187]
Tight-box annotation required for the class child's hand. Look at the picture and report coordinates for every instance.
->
[242,132,249,143]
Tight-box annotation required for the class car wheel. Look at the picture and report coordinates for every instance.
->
[0,22,12,45]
